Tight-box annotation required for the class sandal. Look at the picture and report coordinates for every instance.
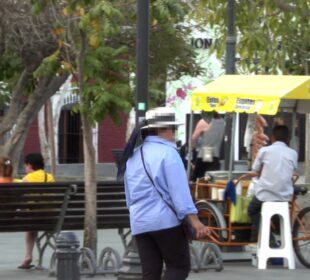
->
[18,259,34,269]
[18,264,35,269]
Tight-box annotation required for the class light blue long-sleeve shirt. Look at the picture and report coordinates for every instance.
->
[252,141,298,201]
[124,136,197,235]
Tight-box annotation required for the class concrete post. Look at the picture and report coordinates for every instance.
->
[56,231,80,280]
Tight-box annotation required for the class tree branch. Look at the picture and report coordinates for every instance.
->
[5,73,69,154]
[274,0,310,17]
[0,69,32,135]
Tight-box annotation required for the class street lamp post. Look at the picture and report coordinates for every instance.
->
[117,1,150,279]
[135,0,150,126]
[224,0,236,173]
[226,0,236,75]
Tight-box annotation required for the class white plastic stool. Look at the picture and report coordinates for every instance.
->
[257,201,295,269]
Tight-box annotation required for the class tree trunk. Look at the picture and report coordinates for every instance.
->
[77,29,97,255]
[81,112,97,255]
[1,130,29,177]
[38,106,51,165]
[47,99,57,176]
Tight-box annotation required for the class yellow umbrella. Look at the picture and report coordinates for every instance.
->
[187,74,310,179]
[192,75,310,115]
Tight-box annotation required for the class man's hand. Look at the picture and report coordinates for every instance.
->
[292,173,299,184]
[236,171,260,185]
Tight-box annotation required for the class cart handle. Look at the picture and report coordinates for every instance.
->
[236,172,299,186]
[235,171,260,186]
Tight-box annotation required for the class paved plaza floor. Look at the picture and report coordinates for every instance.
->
[0,230,309,280]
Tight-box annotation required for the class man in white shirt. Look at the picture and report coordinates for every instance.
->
[241,125,298,242]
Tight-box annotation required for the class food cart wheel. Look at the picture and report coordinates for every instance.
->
[292,207,310,268]
[195,200,227,240]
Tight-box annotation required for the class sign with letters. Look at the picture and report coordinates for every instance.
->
[192,93,281,115]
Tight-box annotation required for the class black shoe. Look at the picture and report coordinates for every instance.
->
[269,233,280,248]
[250,230,258,243]
[269,239,281,248]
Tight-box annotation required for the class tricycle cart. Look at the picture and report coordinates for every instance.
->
[188,75,310,267]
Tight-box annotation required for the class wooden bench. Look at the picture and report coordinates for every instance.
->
[0,182,77,267]
[55,180,130,276]
[62,181,129,231]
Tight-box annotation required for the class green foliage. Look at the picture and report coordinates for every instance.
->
[26,0,209,124]
[79,44,133,124]
[0,81,10,108]
[152,0,187,22]
[191,0,310,75]
[148,0,203,103]
[34,50,61,78]
[29,0,203,123]
[0,51,23,93]
[31,0,49,14]
[37,0,133,125]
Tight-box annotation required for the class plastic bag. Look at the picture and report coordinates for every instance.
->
[230,195,252,224]
[202,146,214,162]
[247,181,255,197]
[236,181,242,195]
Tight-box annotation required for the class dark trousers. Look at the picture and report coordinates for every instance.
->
[248,195,263,232]
[192,157,220,181]
[135,225,191,280]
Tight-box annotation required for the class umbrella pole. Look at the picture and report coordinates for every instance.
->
[187,110,194,180]
[291,112,297,150]
[228,113,236,180]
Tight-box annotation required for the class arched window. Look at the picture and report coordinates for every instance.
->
[58,109,83,163]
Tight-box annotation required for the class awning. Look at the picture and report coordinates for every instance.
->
[191,75,310,115]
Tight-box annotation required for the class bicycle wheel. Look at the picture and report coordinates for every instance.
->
[292,206,310,268]
[195,200,227,240]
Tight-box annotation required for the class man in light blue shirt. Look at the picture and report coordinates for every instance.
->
[240,125,298,242]
[122,107,210,280]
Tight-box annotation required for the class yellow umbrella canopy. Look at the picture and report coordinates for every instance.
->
[191,75,310,115]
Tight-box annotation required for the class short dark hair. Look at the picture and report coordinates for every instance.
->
[201,111,221,121]
[24,153,44,170]
[272,125,289,143]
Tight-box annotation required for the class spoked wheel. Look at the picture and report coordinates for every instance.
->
[195,200,227,240]
[292,207,310,268]
[199,243,223,272]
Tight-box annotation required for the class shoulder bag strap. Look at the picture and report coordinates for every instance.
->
[140,146,177,216]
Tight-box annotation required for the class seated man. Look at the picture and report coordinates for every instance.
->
[239,125,298,242]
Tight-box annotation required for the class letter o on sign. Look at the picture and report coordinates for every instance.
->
[194,38,204,49]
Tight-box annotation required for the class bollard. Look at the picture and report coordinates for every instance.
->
[56,231,81,280]
[117,238,143,280]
